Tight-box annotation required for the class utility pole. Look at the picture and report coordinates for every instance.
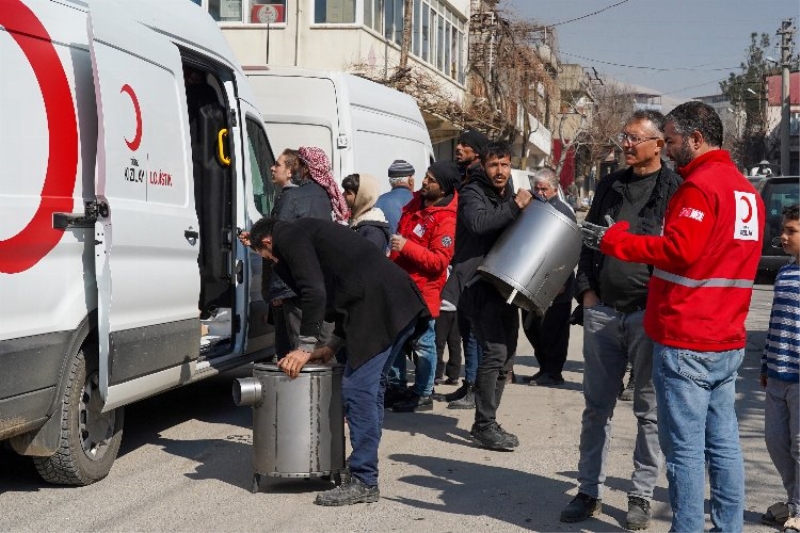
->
[777,19,795,176]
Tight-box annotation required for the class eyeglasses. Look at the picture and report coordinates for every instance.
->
[617,132,659,146]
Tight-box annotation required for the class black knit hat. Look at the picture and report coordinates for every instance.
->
[457,130,489,155]
[428,161,461,196]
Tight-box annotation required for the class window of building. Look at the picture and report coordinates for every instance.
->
[205,0,287,24]
[315,0,356,23]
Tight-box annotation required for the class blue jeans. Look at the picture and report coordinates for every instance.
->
[578,305,661,500]
[459,307,480,383]
[653,343,745,533]
[387,318,437,396]
[343,320,415,487]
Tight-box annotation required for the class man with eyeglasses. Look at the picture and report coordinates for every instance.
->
[560,110,682,530]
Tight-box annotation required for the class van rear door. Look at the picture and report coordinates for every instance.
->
[88,2,201,408]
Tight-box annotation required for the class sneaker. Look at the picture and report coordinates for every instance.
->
[469,423,518,451]
[433,377,444,386]
[530,374,565,387]
[626,496,651,530]
[560,492,602,523]
[763,502,791,525]
[784,516,800,533]
[447,388,475,409]
[392,393,433,412]
[314,477,379,506]
[444,377,459,385]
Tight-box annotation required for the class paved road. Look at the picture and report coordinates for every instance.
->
[0,285,783,532]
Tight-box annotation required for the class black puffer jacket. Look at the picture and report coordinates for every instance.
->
[441,171,521,307]
[575,164,683,300]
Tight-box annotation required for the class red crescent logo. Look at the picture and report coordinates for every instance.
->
[740,196,753,223]
[0,1,78,274]
[120,84,142,151]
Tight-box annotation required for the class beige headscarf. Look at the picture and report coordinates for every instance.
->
[349,173,386,225]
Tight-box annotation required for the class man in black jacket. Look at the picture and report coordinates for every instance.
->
[458,141,532,451]
[560,110,682,530]
[243,218,428,506]
[434,129,490,408]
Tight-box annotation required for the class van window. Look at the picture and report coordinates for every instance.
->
[263,122,334,168]
[246,118,276,215]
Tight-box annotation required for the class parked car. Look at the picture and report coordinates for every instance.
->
[757,176,799,282]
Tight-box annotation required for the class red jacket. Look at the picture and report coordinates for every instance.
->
[601,149,764,351]
[390,191,458,317]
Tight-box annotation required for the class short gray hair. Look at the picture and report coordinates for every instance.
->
[532,167,559,190]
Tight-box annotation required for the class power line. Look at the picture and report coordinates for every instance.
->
[560,51,739,72]
[549,0,631,27]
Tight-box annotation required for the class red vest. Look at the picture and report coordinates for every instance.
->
[643,151,765,351]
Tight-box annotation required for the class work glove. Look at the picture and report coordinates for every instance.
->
[579,215,616,250]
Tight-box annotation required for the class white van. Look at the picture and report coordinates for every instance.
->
[0,0,279,485]
[245,66,435,194]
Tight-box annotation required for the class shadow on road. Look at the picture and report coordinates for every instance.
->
[388,453,629,532]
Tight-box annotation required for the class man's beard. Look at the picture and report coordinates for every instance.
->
[670,138,694,168]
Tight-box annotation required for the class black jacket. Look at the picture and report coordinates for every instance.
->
[266,180,334,301]
[352,220,391,252]
[271,219,428,369]
[575,164,683,301]
[441,172,522,307]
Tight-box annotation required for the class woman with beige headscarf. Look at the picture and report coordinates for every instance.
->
[341,173,390,252]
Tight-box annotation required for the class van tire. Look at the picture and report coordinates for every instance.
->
[33,345,124,485]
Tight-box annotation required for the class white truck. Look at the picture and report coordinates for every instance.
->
[0,0,279,484]
[245,66,435,194]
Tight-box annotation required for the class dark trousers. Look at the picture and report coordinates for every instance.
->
[435,310,462,381]
[344,319,416,487]
[465,283,519,430]
[522,300,572,378]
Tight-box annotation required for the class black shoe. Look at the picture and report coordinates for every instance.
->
[469,423,518,451]
[433,380,470,402]
[383,386,410,408]
[444,377,459,385]
[433,377,444,386]
[530,374,565,387]
[560,492,602,523]
[392,393,433,412]
[626,496,651,530]
[314,477,379,506]
[447,389,475,409]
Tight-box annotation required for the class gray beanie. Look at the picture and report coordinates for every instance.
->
[388,159,415,183]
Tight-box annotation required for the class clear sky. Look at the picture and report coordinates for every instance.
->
[509,0,798,102]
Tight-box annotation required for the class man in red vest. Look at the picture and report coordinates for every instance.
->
[588,101,765,532]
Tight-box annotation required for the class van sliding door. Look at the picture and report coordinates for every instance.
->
[88,1,200,408]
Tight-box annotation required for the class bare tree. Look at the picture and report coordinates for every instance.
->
[556,81,635,180]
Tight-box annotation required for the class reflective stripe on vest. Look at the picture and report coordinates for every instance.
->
[653,268,754,289]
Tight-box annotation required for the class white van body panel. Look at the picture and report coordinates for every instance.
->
[246,66,434,193]
[0,0,274,472]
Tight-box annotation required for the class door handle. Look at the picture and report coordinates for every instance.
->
[185,229,199,246]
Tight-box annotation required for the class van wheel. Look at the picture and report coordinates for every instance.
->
[33,345,124,485]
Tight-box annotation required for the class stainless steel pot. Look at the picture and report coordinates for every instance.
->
[477,199,581,313]
[233,362,346,492]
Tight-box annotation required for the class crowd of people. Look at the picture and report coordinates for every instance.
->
[239,101,799,533]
